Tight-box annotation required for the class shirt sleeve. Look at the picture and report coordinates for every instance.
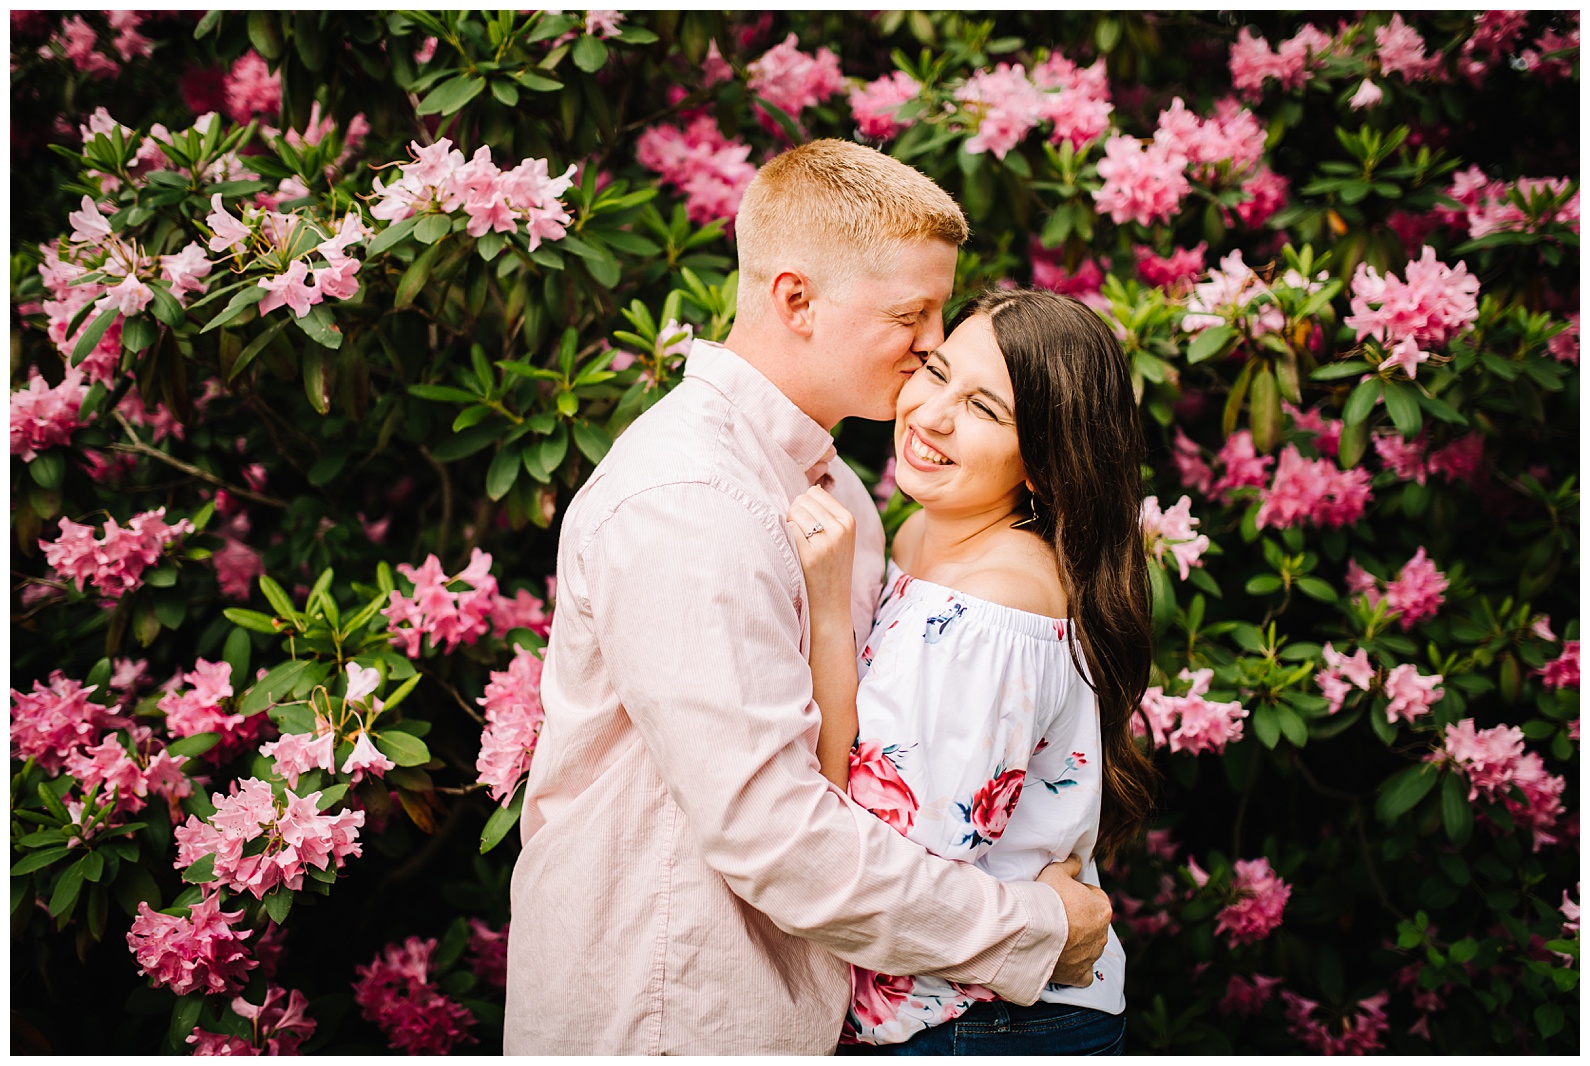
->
[580,480,1068,1004]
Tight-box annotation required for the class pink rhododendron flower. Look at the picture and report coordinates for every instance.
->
[466,918,510,989]
[223,51,281,125]
[106,10,153,61]
[1377,14,1442,82]
[413,35,438,64]
[1382,663,1444,725]
[1136,669,1247,755]
[1426,432,1485,485]
[1539,640,1580,690]
[584,10,624,38]
[384,548,499,657]
[1030,53,1114,148]
[185,1029,256,1056]
[1349,78,1385,109]
[1345,246,1480,350]
[352,937,477,1055]
[1215,857,1291,946]
[636,117,757,226]
[1437,719,1525,801]
[10,671,112,771]
[67,194,114,245]
[341,732,396,783]
[1210,430,1274,503]
[1219,973,1283,1017]
[849,70,920,141]
[159,658,266,762]
[41,508,195,601]
[1373,431,1429,483]
[1172,428,1214,496]
[476,648,546,804]
[747,33,845,124]
[1281,990,1390,1054]
[228,985,317,1055]
[1180,250,1284,336]
[175,778,364,899]
[160,241,213,300]
[955,63,1046,159]
[1383,547,1447,629]
[1234,165,1288,227]
[1519,21,1581,80]
[1154,97,1266,180]
[206,194,252,253]
[1548,313,1579,365]
[1140,495,1210,580]
[43,15,122,78]
[1255,446,1373,531]
[1316,642,1375,714]
[490,587,553,638]
[63,733,179,815]
[257,259,323,319]
[1135,242,1206,291]
[127,891,257,996]
[1093,134,1190,227]
[10,365,89,461]
[258,728,337,789]
[1228,23,1331,97]
[211,536,264,600]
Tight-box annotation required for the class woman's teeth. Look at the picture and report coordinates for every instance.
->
[910,430,952,466]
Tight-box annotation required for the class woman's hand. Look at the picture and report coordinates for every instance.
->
[786,485,856,613]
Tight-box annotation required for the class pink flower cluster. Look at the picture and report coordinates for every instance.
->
[1093,135,1190,227]
[127,891,257,995]
[1437,719,1567,848]
[158,658,266,762]
[352,937,477,1055]
[1375,431,1485,487]
[636,116,757,225]
[174,777,365,898]
[466,918,510,988]
[1346,547,1448,630]
[476,648,546,804]
[1028,245,1110,312]
[1377,14,1443,82]
[1447,166,1580,241]
[1137,668,1249,756]
[188,985,316,1056]
[39,15,123,79]
[1208,430,1273,503]
[383,548,499,657]
[1315,642,1375,714]
[10,672,114,771]
[1281,990,1390,1054]
[1153,97,1266,181]
[11,365,89,461]
[1549,313,1579,365]
[1215,857,1292,946]
[1518,18,1580,79]
[66,732,191,816]
[1219,973,1283,1017]
[1458,11,1530,82]
[1383,663,1444,725]
[1228,23,1333,96]
[746,33,845,125]
[849,71,920,141]
[223,51,281,125]
[1140,495,1210,580]
[1135,242,1207,292]
[1029,53,1114,149]
[954,64,1048,160]
[371,138,575,247]
[1345,246,1480,374]
[1539,640,1579,690]
[40,507,193,601]
[1255,446,1373,531]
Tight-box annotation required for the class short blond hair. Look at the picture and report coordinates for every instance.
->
[734,139,968,313]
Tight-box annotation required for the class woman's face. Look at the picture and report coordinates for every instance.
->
[892,314,1029,518]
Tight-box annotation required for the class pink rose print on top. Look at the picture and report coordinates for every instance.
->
[957,766,1026,848]
[848,739,918,836]
[847,968,917,1032]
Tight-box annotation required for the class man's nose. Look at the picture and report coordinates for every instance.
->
[914,316,946,355]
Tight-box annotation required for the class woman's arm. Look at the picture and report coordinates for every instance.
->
[787,485,860,790]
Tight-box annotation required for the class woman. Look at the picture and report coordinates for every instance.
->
[785,288,1156,1055]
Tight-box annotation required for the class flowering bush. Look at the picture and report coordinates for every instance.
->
[10,9,1578,1056]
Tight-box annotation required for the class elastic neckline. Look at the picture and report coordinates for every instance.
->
[883,560,1074,642]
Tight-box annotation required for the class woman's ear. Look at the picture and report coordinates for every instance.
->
[770,269,816,338]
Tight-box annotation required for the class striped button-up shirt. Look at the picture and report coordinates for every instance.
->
[503,340,1068,1055]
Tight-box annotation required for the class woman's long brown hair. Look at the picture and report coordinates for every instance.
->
[952,289,1157,863]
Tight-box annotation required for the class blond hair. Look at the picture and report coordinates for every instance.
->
[734,139,968,315]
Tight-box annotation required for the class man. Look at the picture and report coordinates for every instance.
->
[504,139,1112,1055]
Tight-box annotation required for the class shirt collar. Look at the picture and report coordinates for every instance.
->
[683,339,837,485]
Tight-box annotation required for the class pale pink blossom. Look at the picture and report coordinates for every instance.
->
[127,891,257,995]
[352,937,477,1055]
[746,33,845,122]
[955,63,1046,159]
[1140,495,1209,580]
[384,549,499,657]
[211,536,264,600]
[849,71,920,141]
[476,648,546,803]
[1135,669,1247,755]
[11,671,110,771]
[584,10,624,39]
[1345,246,1480,350]
[159,658,265,762]
[1437,719,1526,802]
[1093,134,1190,228]
[94,272,153,317]
[1255,446,1373,531]
[67,194,114,245]
[1349,78,1385,109]
[1228,23,1331,97]
[176,778,364,899]
[43,16,121,79]
[258,260,323,319]
[1373,430,1428,483]
[1384,547,1447,629]
[206,194,252,253]
[1377,14,1442,82]
[341,732,396,783]
[161,241,213,300]
[1519,22,1581,80]
[1549,314,1579,365]
[186,1029,256,1055]
[1383,664,1444,725]
[228,985,317,1056]
[490,588,553,638]
[1172,428,1214,496]
[40,508,194,601]
[1215,857,1291,946]
[1281,990,1390,1054]
[10,366,89,461]
[1210,430,1274,503]
[1316,642,1375,714]
[636,116,757,226]
[1030,53,1114,148]
[1180,250,1285,336]
[258,728,337,789]
[414,36,438,64]
[64,733,166,814]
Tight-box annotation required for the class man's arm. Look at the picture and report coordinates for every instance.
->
[583,481,1084,1004]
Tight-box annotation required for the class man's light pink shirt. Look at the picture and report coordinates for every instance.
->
[504,341,1068,1055]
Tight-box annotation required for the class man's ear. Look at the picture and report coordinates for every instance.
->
[769,269,816,338]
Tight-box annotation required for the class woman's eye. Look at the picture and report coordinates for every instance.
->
[925,365,947,381]
[972,401,996,418]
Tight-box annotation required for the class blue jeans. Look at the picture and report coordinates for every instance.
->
[836,999,1126,1056]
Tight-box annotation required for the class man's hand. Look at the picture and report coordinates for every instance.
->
[1036,856,1112,987]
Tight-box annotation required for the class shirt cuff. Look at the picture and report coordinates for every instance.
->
[984,878,1069,1006]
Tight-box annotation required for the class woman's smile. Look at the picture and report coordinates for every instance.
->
[902,425,955,470]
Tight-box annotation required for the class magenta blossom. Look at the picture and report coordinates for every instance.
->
[1214,857,1292,946]
[40,508,194,601]
[1281,990,1390,1054]
[127,891,257,996]
[352,937,477,1055]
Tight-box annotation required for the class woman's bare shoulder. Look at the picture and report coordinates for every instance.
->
[953,532,1068,617]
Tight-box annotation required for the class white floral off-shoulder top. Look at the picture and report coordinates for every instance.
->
[841,560,1127,1046]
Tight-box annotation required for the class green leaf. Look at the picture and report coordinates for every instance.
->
[169,994,204,1052]
[1294,576,1336,603]
[238,659,313,716]
[1441,771,1473,847]
[1381,380,1423,437]
[408,383,479,404]
[486,445,521,501]
[1186,326,1237,365]
[1536,1003,1564,1040]
[571,420,612,464]
[259,575,296,618]
[365,214,420,257]
[180,852,217,883]
[414,213,452,245]
[1376,763,1441,823]
[149,283,185,328]
[1252,704,1280,749]
[416,73,488,116]
[263,888,293,923]
[120,315,157,353]
[374,731,431,767]
[70,308,120,366]
[480,783,525,853]
[1245,574,1283,596]
[1343,376,1382,427]
[227,317,290,382]
[572,34,609,72]
[430,423,501,462]
[395,240,447,308]
[1276,704,1309,748]
[294,304,343,350]
[1310,359,1373,381]
[28,452,66,491]
[513,69,564,92]
[200,285,268,334]
[164,733,220,759]
[11,846,73,876]
[223,608,280,634]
